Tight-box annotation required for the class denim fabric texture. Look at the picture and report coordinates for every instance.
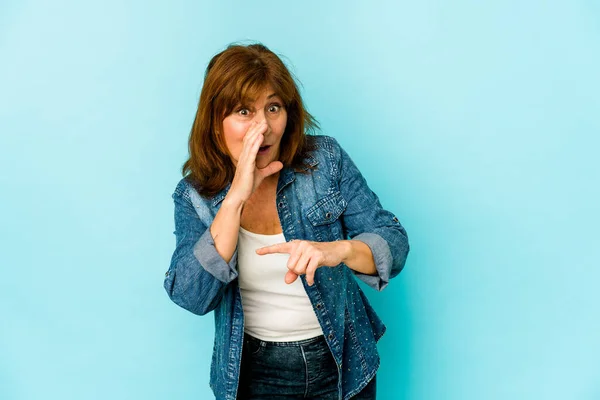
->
[238,333,376,399]
[164,135,410,400]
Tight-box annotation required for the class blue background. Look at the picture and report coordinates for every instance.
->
[1,1,599,399]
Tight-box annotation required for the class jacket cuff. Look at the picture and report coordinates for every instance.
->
[351,232,392,291]
[192,228,239,284]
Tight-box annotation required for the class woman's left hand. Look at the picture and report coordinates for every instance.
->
[256,240,349,286]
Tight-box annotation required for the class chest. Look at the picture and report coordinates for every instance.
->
[240,185,282,235]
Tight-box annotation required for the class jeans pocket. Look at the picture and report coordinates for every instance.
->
[304,338,338,381]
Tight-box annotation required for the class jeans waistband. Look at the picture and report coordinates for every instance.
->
[243,332,326,347]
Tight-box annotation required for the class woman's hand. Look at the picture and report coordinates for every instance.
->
[226,121,283,205]
[256,240,351,286]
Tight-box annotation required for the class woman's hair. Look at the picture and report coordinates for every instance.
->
[182,42,319,197]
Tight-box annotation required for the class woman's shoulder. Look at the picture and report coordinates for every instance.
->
[306,134,340,149]
[172,176,206,202]
[172,175,230,211]
[172,176,194,197]
[305,134,344,163]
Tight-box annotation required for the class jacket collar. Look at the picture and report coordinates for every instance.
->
[210,154,318,206]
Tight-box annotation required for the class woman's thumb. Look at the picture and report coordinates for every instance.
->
[285,270,299,284]
[260,161,284,178]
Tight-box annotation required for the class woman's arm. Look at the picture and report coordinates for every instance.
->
[256,137,409,290]
[209,196,244,263]
[340,239,377,275]
[164,121,284,315]
[163,187,240,316]
[334,137,410,291]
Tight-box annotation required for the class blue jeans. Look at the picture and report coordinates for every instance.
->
[237,333,376,399]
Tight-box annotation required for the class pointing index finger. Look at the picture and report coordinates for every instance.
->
[256,242,291,255]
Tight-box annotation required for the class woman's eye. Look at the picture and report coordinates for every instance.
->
[268,104,281,113]
[237,108,250,116]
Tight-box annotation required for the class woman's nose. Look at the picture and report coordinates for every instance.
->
[253,110,266,124]
[254,113,271,133]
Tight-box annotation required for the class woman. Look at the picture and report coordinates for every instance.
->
[164,43,409,400]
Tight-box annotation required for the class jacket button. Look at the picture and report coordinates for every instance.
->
[278,202,284,208]
[325,212,331,219]
[328,333,334,340]
[316,303,322,309]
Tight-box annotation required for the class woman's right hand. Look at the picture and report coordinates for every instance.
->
[226,120,284,205]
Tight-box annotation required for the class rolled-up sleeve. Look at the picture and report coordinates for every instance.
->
[164,186,238,315]
[334,138,410,291]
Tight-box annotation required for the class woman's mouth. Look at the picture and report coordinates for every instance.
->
[258,145,271,155]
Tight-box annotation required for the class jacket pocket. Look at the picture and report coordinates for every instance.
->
[306,191,348,242]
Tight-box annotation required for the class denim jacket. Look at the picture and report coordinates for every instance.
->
[164,135,409,400]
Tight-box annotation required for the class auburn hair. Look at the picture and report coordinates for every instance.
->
[182,42,319,197]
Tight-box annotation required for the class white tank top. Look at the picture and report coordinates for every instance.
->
[237,227,324,341]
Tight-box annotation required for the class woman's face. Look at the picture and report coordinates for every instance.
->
[221,86,288,169]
